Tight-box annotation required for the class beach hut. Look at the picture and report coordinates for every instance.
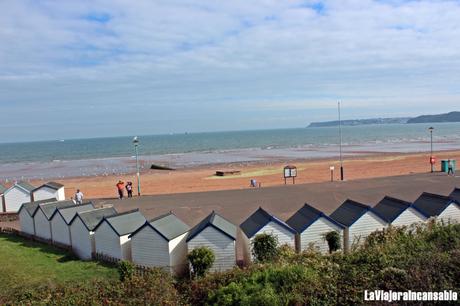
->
[286,203,344,253]
[50,202,95,246]
[0,184,7,212]
[130,212,190,275]
[330,199,387,251]
[93,209,146,260]
[186,211,237,272]
[33,200,76,240]
[69,207,118,260]
[449,188,460,202]
[373,196,428,227]
[240,207,296,262]
[18,198,56,235]
[412,192,460,224]
[3,181,35,212]
[32,182,65,202]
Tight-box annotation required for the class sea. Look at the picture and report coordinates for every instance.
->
[1,122,460,180]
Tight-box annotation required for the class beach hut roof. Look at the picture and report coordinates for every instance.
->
[70,207,118,231]
[187,211,237,242]
[330,199,385,227]
[286,203,344,233]
[51,202,95,224]
[7,181,35,193]
[449,188,460,203]
[129,212,190,241]
[240,207,296,238]
[18,198,57,216]
[0,184,7,194]
[38,200,78,219]
[412,192,460,217]
[33,181,64,192]
[94,209,146,236]
[373,196,428,223]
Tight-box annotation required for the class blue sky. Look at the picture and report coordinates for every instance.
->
[1,0,460,142]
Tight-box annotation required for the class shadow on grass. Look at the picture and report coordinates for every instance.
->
[0,233,115,270]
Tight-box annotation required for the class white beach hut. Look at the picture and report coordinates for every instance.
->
[286,203,345,253]
[32,182,65,202]
[130,212,190,275]
[93,209,146,260]
[69,207,118,260]
[412,192,460,224]
[0,184,7,212]
[330,199,387,252]
[33,200,76,241]
[3,181,35,212]
[240,207,296,263]
[186,211,237,272]
[373,196,428,227]
[18,198,56,236]
[50,202,95,246]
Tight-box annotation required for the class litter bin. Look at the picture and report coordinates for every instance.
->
[441,160,448,172]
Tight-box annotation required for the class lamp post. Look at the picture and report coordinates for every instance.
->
[133,136,141,196]
[338,101,344,181]
[429,127,434,173]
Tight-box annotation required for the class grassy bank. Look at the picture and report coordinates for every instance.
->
[2,222,460,305]
[0,234,117,301]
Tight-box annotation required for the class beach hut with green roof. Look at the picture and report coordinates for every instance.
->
[18,198,57,235]
[93,209,146,260]
[130,212,190,275]
[69,206,118,260]
[33,200,76,240]
[186,211,237,272]
[3,181,35,212]
[50,202,95,246]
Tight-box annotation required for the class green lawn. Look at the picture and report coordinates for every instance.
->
[0,234,118,298]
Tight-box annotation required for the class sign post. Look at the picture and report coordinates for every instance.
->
[330,166,335,182]
[283,165,297,184]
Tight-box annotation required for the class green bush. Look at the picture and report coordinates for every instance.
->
[117,260,135,282]
[325,231,341,253]
[252,233,278,262]
[188,246,215,278]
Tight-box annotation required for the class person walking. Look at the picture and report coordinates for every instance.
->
[126,181,133,198]
[116,180,125,199]
[448,159,455,176]
[74,189,84,204]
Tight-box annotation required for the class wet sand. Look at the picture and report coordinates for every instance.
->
[27,150,460,200]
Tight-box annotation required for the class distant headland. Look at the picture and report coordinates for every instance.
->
[308,111,460,127]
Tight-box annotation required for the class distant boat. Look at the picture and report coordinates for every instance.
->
[59,139,65,142]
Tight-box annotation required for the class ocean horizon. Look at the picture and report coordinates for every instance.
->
[1,122,460,180]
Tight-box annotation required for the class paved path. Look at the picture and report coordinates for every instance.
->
[96,172,460,227]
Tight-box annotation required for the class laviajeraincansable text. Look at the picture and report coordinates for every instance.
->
[364,290,458,302]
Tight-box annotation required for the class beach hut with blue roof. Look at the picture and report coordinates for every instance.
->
[287,203,344,253]
[373,196,427,227]
[187,211,237,272]
[330,199,387,252]
[130,212,190,275]
[413,192,460,224]
[241,207,296,262]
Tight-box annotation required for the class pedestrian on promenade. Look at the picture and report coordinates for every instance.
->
[126,181,133,198]
[75,189,84,204]
[116,180,125,199]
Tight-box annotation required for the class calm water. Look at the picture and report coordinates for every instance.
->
[1,123,460,164]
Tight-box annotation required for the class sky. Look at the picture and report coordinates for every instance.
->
[1,0,460,142]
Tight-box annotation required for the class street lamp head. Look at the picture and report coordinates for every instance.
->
[428,127,434,131]
[133,136,139,146]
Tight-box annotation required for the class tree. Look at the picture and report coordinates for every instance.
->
[252,233,278,262]
[325,231,341,253]
[188,247,215,278]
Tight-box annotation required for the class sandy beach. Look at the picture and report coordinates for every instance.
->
[26,150,460,199]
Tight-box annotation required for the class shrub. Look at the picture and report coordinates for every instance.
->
[252,233,278,262]
[188,246,215,278]
[325,231,341,253]
[117,260,135,282]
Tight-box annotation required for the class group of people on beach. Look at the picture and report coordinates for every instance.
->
[116,180,133,199]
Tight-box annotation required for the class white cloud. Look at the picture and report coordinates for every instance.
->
[1,0,460,141]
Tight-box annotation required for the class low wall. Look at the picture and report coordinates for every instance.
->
[0,212,19,222]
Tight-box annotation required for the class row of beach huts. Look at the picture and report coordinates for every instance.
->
[13,182,460,275]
